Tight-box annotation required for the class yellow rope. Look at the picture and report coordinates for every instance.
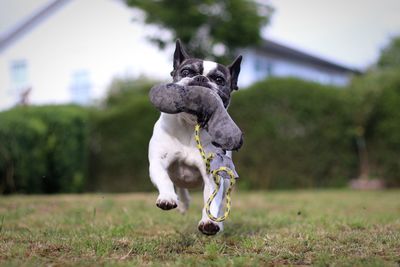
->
[194,124,236,222]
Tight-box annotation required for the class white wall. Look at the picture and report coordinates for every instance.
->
[0,0,172,110]
[239,50,350,88]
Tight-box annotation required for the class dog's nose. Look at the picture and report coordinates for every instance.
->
[194,75,209,83]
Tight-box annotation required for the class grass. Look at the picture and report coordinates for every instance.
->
[0,190,399,266]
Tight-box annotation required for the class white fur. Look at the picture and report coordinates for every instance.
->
[203,61,218,76]
[148,112,231,232]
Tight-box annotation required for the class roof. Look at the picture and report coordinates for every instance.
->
[256,39,361,74]
[0,0,70,53]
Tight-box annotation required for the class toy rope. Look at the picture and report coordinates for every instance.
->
[194,124,236,222]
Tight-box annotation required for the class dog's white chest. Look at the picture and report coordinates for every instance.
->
[149,113,211,188]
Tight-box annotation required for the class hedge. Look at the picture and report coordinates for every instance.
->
[357,69,400,186]
[0,105,89,194]
[89,76,399,191]
[230,78,357,189]
[1,74,399,193]
[88,95,159,192]
[88,78,358,191]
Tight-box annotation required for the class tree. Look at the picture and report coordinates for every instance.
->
[348,35,400,182]
[125,0,272,63]
[104,77,155,107]
[347,72,384,180]
[377,36,400,69]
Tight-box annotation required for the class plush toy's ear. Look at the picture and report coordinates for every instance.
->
[228,55,242,90]
[171,39,190,76]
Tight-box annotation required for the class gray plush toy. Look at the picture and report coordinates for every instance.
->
[149,72,243,179]
[150,83,243,150]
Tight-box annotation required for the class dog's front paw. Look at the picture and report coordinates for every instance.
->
[156,194,178,210]
[198,220,220,235]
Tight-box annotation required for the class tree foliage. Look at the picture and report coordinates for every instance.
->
[104,77,154,107]
[377,36,400,69]
[346,35,400,180]
[125,0,272,63]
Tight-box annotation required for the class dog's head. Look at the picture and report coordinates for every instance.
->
[170,40,242,108]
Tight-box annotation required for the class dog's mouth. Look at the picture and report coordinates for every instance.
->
[188,81,213,89]
[187,81,230,108]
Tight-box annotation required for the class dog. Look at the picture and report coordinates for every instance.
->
[148,40,242,235]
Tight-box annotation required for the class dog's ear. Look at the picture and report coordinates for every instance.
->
[228,55,242,91]
[171,39,190,76]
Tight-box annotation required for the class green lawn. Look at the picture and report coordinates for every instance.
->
[0,190,399,266]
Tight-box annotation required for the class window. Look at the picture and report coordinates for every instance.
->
[253,57,274,79]
[70,70,91,105]
[10,60,28,88]
[266,62,274,76]
[254,57,263,72]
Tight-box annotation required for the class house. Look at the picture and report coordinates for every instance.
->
[239,39,360,87]
[0,0,360,111]
[0,0,172,111]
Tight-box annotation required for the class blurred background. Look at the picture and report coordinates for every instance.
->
[0,0,399,194]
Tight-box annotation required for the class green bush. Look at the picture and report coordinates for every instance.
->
[230,78,357,189]
[0,105,89,194]
[88,79,159,192]
[81,76,400,191]
[361,69,400,186]
[1,74,399,194]
[89,77,359,191]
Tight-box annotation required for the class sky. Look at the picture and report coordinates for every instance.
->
[265,0,400,69]
[1,0,400,70]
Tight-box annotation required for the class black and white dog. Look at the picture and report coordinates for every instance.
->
[148,40,243,235]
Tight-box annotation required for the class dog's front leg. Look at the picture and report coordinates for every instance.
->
[198,176,227,235]
[149,161,178,210]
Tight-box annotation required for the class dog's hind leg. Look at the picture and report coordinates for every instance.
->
[176,187,190,214]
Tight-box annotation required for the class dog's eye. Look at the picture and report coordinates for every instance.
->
[181,69,194,77]
[215,76,226,86]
